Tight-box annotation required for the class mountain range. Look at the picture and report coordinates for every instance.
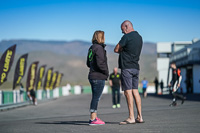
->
[0,40,157,90]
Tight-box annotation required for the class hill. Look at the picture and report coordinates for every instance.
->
[0,40,157,89]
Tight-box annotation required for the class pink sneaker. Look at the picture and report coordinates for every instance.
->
[89,117,105,125]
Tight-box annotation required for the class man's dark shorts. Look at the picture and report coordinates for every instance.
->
[121,68,139,91]
[143,87,147,92]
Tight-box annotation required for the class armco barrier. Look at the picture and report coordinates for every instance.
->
[0,90,2,105]
[0,85,144,107]
[3,91,13,104]
[82,86,91,94]
[37,90,42,100]
[59,87,62,96]
[0,86,80,106]
[53,88,59,98]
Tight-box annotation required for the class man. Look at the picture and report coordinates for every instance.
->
[27,89,37,105]
[19,83,25,102]
[109,67,121,109]
[169,62,185,106]
[154,77,159,94]
[160,79,164,94]
[114,20,144,124]
[142,78,148,98]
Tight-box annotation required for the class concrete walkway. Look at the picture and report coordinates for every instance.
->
[0,93,200,133]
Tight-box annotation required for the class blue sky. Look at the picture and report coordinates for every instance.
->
[0,0,200,44]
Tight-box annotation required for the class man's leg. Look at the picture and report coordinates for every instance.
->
[124,90,135,121]
[117,87,120,104]
[173,92,185,104]
[120,69,136,124]
[170,82,178,106]
[132,89,143,122]
[112,88,116,108]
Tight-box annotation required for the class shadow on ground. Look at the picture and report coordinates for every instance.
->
[35,121,119,126]
[149,93,200,102]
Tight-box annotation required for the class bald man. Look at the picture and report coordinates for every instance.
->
[114,20,144,124]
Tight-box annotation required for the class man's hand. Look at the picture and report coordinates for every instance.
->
[109,80,113,87]
[168,83,171,87]
[114,43,123,53]
[177,84,180,88]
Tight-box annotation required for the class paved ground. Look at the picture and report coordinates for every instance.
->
[0,93,200,133]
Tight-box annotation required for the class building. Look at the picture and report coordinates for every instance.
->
[170,39,200,93]
[157,42,172,90]
[156,39,200,93]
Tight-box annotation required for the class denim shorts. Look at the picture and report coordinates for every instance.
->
[121,68,139,91]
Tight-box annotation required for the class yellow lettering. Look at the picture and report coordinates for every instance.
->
[16,76,22,84]
[36,67,44,89]
[40,67,44,79]
[28,64,36,91]
[19,58,25,76]
[46,70,52,88]
[1,73,6,83]
[50,73,57,89]
[37,81,41,89]
[56,74,61,87]
[3,50,12,72]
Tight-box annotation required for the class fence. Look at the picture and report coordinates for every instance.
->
[0,87,66,106]
[0,85,95,105]
[0,85,144,106]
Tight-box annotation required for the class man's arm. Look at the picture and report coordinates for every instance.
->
[109,80,113,87]
[114,43,123,53]
[177,75,182,87]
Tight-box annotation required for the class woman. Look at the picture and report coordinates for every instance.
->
[86,30,109,125]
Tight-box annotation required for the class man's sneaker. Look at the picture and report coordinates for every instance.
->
[89,117,105,126]
[169,102,177,106]
[117,104,121,108]
[29,97,32,101]
[112,105,116,109]
[181,97,186,104]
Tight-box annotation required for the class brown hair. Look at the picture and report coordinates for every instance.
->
[92,30,105,44]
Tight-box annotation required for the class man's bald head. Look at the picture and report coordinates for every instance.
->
[121,20,134,34]
[121,20,133,28]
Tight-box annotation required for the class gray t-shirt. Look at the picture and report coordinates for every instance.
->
[118,31,143,70]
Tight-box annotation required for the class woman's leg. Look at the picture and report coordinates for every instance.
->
[89,80,105,120]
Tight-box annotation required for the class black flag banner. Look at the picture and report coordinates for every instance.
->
[13,53,28,90]
[55,73,64,87]
[43,67,53,90]
[0,44,16,86]
[26,61,39,91]
[50,71,58,90]
[35,65,46,90]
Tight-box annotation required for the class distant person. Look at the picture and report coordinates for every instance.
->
[109,67,121,109]
[160,80,164,94]
[114,20,144,124]
[141,78,148,98]
[27,89,37,105]
[186,73,193,93]
[19,83,24,102]
[66,83,71,95]
[154,77,159,94]
[168,62,186,106]
[80,85,84,94]
[86,30,109,125]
